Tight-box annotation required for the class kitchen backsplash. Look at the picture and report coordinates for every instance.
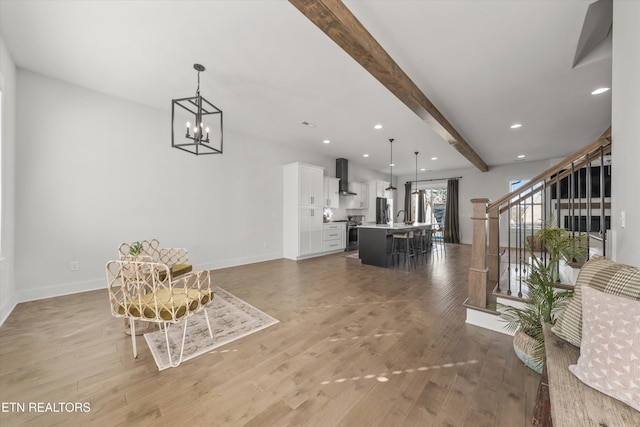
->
[325,199,370,223]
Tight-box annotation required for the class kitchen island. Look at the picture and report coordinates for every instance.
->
[358,223,433,268]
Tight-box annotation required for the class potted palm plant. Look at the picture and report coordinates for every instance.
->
[502,223,586,373]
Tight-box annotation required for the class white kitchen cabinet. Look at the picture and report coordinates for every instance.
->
[346,182,368,209]
[359,182,369,207]
[283,162,325,260]
[371,179,390,199]
[322,222,345,252]
[323,176,340,208]
[299,164,324,206]
[300,206,323,255]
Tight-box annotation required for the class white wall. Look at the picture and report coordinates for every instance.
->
[397,158,555,245]
[6,0,638,317]
[611,0,640,266]
[0,37,18,324]
[329,159,390,222]
[13,70,341,302]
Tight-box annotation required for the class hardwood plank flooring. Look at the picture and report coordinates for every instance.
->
[0,244,539,426]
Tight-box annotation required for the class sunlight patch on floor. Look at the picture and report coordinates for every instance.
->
[208,348,239,354]
[329,332,403,342]
[304,300,410,309]
[319,360,479,385]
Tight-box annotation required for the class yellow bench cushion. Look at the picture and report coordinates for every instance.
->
[117,288,214,321]
[156,264,193,281]
[171,264,193,277]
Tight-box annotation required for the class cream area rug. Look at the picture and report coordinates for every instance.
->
[144,287,279,370]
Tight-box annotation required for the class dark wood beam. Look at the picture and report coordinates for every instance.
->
[289,0,490,172]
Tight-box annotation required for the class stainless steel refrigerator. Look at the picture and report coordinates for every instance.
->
[375,197,389,224]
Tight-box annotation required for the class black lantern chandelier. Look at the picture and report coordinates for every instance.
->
[385,138,397,191]
[171,64,223,155]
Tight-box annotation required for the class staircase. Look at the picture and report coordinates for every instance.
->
[465,128,612,335]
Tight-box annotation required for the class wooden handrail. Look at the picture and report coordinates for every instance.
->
[467,126,612,316]
[489,126,611,211]
[498,142,612,214]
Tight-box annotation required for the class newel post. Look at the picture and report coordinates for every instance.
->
[468,198,490,308]
[487,204,500,286]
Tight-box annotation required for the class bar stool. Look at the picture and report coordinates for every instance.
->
[413,229,429,264]
[432,227,445,255]
[391,231,416,269]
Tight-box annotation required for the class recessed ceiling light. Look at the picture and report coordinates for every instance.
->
[374,124,383,130]
[510,123,523,129]
[517,154,526,159]
[420,168,426,171]
[431,157,438,160]
[300,121,316,128]
[363,153,369,157]
[323,139,330,144]
[389,163,395,167]
[591,87,610,95]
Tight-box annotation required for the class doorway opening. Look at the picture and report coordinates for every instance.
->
[412,185,447,228]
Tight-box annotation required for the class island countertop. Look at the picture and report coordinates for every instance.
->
[358,223,434,268]
[358,222,434,231]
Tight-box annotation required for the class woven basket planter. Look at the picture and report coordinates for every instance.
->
[513,330,543,374]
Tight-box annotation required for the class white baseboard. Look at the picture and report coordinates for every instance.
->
[17,278,106,303]
[0,256,17,326]
[497,296,527,310]
[11,253,283,306]
[0,294,17,327]
[199,251,283,271]
[465,308,513,336]
[6,252,283,319]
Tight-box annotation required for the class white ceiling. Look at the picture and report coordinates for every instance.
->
[0,0,611,176]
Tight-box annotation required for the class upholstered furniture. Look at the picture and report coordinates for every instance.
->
[413,228,429,264]
[118,240,193,335]
[431,226,445,254]
[569,286,640,411]
[119,239,193,278]
[106,259,214,367]
[552,255,640,347]
[533,256,640,426]
[390,231,416,269]
[538,325,640,426]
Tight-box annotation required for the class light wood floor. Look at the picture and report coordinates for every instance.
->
[0,244,540,426]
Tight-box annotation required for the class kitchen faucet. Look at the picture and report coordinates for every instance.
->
[397,210,406,222]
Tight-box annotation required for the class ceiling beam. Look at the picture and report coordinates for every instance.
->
[289,0,489,172]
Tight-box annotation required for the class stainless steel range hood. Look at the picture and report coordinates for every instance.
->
[336,158,357,195]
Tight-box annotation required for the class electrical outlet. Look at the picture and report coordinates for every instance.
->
[70,261,80,271]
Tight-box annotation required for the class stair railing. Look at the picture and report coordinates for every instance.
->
[467,128,611,310]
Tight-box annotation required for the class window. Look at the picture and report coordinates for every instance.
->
[509,179,543,229]
[411,185,446,227]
